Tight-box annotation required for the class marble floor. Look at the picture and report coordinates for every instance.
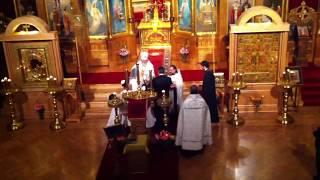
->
[1,107,320,180]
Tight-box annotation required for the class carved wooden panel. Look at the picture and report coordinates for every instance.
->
[197,35,215,64]
[140,29,171,47]
[88,39,109,66]
[60,39,77,74]
[237,33,280,83]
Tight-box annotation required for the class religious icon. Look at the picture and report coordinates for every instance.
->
[18,48,48,82]
[178,0,192,31]
[14,0,38,16]
[86,0,108,36]
[263,0,282,15]
[196,0,217,33]
[228,0,254,25]
[46,0,74,37]
[109,0,127,34]
[286,66,303,85]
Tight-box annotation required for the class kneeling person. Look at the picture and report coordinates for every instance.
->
[175,85,212,151]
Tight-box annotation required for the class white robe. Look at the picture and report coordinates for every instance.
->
[175,94,212,150]
[106,107,130,127]
[106,90,155,128]
[169,70,184,108]
[129,60,155,91]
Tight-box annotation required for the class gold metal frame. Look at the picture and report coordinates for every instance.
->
[11,43,53,88]
[173,0,194,35]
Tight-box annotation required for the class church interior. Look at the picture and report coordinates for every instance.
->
[1,0,320,179]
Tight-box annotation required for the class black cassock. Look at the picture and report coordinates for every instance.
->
[202,70,219,123]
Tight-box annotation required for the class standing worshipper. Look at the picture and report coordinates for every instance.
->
[200,60,219,123]
[152,66,173,97]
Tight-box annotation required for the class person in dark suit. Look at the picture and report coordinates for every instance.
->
[200,60,219,123]
[152,66,173,97]
[152,66,173,132]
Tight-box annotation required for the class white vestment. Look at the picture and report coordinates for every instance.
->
[146,106,156,128]
[169,70,184,107]
[175,94,212,150]
[129,60,155,91]
[106,107,131,127]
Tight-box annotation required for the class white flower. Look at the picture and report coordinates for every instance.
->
[119,47,129,57]
[179,47,189,55]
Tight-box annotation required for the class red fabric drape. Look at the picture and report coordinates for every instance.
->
[148,49,165,76]
[127,99,147,119]
[289,0,318,11]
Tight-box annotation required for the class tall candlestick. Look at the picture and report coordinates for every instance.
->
[235,72,238,81]
[125,69,129,90]
[149,70,153,90]
[149,70,152,81]
[136,64,140,86]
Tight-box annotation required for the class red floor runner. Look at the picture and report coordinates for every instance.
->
[299,64,320,106]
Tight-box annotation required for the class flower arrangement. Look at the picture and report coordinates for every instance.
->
[34,104,45,120]
[155,130,175,141]
[179,46,189,62]
[119,46,129,64]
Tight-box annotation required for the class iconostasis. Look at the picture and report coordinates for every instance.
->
[7,0,320,73]
[229,6,290,112]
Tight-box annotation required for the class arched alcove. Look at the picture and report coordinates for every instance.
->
[237,6,283,26]
[5,15,49,35]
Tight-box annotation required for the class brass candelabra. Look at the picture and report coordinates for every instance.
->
[157,90,171,127]
[108,93,124,125]
[122,87,157,101]
[227,72,246,126]
[250,96,264,112]
[1,77,24,131]
[47,76,66,130]
[276,70,294,125]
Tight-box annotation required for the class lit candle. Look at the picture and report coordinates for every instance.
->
[235,72,239,81]
[149,70,153,90]
[136,64,140,86]
[125,68,129,89]
[149,70,152,81]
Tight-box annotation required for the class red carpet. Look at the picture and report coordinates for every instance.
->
[300,64,320,106]
[76,69,228,84]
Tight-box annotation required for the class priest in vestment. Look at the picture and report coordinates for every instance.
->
[129,51,155,91]
[168,65,184,109]
[175,85,212,151]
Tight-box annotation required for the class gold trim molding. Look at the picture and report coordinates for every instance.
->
[231,6,290,33]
